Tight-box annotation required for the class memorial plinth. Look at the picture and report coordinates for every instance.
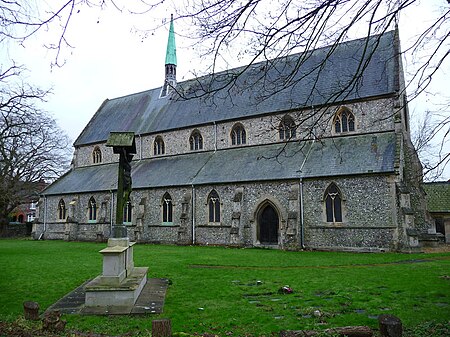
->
[84,238,148,309]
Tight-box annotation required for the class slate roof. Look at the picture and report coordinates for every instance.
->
[44,132,396,195]
[74,31,398,146]
[423,182,450,213]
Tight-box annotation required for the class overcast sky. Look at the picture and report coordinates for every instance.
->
[1,1,449,179]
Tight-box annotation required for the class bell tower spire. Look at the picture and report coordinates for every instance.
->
[161,14,177,97]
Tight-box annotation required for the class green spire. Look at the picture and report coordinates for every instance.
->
[165,14,177,66]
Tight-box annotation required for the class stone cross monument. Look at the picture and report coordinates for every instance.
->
[106,132,136,238]
[83,132,148,314]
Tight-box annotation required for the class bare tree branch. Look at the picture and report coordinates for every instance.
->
[0,67,71,229]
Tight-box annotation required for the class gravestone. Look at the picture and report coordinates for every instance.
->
[378,314,402,337]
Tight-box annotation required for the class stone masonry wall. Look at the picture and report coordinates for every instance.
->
[38,173,401,251]
[74,98,396,168]
[302,175,397,250]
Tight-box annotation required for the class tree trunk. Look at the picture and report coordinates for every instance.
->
[0,212,9,237]
[378,314,402,337]
[23,301,40,320]
[152,319,172,337]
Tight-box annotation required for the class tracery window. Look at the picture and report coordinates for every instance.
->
[58,199,66,220]
[189,130,203,150]
[334,107,355,133]
[162,193,173,223]
[231,124,246,146]
[88,197,97,221]
[324,183,342,222]
[154,136,165,155]
[208,190,221,223]
[279,115,296,140]
[92,146,102,163]
[123,201,132,223]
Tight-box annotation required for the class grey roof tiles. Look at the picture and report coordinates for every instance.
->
[44,132,396,195]
[74,31,397,146]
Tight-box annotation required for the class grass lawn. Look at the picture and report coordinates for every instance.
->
[0,239,449,336]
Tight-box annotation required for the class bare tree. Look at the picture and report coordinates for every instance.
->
[412,106,450,180]
[169,0,449,178]
[0,65,70,230]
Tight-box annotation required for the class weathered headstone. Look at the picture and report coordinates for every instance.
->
[378,314,402,337]
[152,319,172,337]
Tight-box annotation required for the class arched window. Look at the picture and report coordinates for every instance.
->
[279,115,296,140]
[324,183,342,222]
[92,146,102,164]
[123,201,132,223]
[162,193,173,223]
[88,197,97,221]
[189,130,203,150]
[18,214,24,223]
[231,124,246,146]
[208,190,221,223]
[58,199,66,220]
[154,136,165,155]
[334,107,355,133]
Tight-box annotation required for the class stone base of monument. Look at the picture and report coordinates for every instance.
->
[83,237,148,313]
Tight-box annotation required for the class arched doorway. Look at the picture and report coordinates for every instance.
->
[258,204,279,245]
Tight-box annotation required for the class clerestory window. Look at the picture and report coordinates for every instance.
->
[92,146,102,163]
[334,107,355,133]
[279,115,296,140]
[231,124,246,146]
[154,136,165,155]
[189,130,203,150]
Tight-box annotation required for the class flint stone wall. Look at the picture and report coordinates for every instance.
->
[36,174,402,251]
[74,98,395,168]
[303,175,396,250]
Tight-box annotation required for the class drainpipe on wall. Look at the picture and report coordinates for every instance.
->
[299,178,305,249]
[213,121,217,152]
[39,195,47,240]
[298,137,316,249]
[191,184,196,244]
[138,134,142,160]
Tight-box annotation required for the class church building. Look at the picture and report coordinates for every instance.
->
[34,18,429,252]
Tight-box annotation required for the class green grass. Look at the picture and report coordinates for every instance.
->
[0,239,449,336]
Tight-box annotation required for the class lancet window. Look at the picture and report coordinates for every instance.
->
[279,115,296,140]
[231,124,246,146]
[162,193,173,223]
[208,190,221,223]
[324,183,342,222]
[334,107,355,133]
[92,146,102,164]
[123,201,132,223]
[88,197,97,221]
[190,130,203,150]
[58,199,66,220]
[154,136,165,155]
